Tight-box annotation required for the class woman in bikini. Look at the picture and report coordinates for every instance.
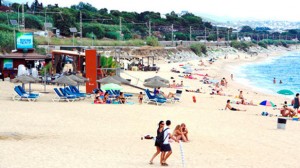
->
[173,125,188,142]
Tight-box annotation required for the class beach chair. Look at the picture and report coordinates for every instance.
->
[69,85,87,97]
[66,86,86,98]
[144,89,166,106]
[52,88,76,102]
[59,88,81,100]
[174,90,182,102]
[17,85,40,97]
[13,86,39,102]
[112,90,133,98]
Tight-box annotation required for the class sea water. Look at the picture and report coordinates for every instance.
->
[235,52,300,95]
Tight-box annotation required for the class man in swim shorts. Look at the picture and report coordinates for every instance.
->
[225,100,246,111]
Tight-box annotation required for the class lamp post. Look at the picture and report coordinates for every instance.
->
[5,10,9,25]
[44,23,52,54]
[10,20,18,51]
[69,27,78,46]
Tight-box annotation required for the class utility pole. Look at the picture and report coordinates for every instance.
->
[119,17,122,40]
[189,26,192,41]
[227,29,229,42]
[22,3,25,31]
[171,24,174,46]
[204,27,207,41]
[80,11,82,45]
[148,20,151,37]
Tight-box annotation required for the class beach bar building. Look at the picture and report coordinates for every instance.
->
[0,52,50,79]
[51,50,86,74]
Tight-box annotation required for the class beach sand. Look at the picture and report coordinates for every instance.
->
[0,47,300,168]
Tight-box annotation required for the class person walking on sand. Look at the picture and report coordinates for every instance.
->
[292,93,300,112]
[225,100,246,111]
[231,74,233,80]
[138,92,143,104]
[149,121,164,165]
[160,120,178,166]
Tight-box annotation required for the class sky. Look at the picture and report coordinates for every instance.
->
[14,0,300,22]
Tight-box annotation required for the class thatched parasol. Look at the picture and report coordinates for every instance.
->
[96,76,121,85]
[69,75,85,83]
[144,76,169,84]
[75,75,89,82]
[11,75,39,93]
[53,76,77,86]
[144,79,168,88]
[112,75,130,84]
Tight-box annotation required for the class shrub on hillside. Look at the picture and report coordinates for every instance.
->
[105,31,120,40]
[0,31,14,53]
[146,36,159,46]
[0,23,14,32]
[190,43,207,56]
[258,41,268,49]
[25,15,44,30]
[83,23,105,39]
[230,40,252,51]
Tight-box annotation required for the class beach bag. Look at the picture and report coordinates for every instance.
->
[156,128,169,146]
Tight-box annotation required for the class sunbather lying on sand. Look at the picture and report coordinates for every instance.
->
[186,89,201,93]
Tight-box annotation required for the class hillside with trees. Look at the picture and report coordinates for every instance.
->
[0,0,299,53]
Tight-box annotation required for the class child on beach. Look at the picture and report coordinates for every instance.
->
[138,92,143,104]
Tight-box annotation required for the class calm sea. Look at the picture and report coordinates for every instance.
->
[235,52,300,96]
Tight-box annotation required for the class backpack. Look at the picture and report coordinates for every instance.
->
[156,128,169,146]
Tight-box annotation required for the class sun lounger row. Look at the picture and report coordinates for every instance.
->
[13,85,40,102]
[52,86,86,102]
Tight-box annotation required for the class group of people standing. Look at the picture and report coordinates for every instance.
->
[149,120,189,166]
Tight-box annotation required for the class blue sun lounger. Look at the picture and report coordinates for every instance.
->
[59,88,81,100]
[65,87,86,98]
[17,85,39,97]
[52,88,76,102]
[13,86,39,102]
[144,89,166,105]
[69,85,87,97]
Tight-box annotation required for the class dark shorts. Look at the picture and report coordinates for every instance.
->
[160,144,172,152]
[231,108,237,111]
[155,141,160,147]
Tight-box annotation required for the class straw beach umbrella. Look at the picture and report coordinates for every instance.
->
[11,75,38,93]
[53,76,77,86]
[97,76,121,85]
[112,75,130,84]
[69,75,85,83]
[75,75,89,82]
[144,76,169,84]
[144,79,168,88]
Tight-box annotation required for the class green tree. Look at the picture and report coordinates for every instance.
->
[240,26,253,33]
[53,8,77,36]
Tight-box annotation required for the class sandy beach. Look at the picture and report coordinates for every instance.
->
[0,46,300,168]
